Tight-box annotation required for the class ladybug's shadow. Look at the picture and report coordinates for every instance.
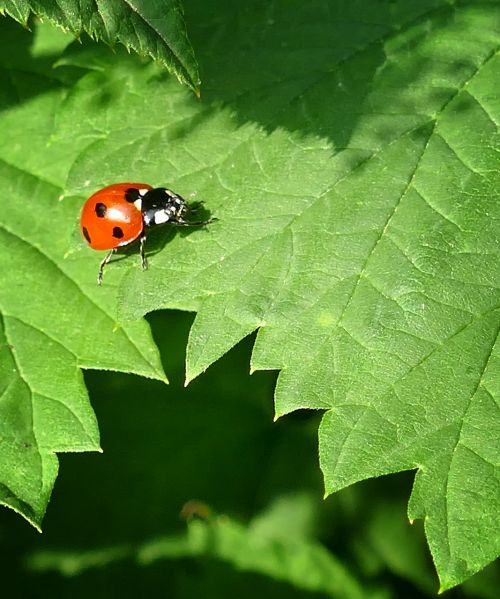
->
[117,204,217,265]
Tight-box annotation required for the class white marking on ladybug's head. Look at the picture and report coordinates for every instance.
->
[154,211,171,224]
[134,199,142,210]
[139,188,149,196]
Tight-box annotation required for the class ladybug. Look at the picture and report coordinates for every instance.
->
[80,182,214,284]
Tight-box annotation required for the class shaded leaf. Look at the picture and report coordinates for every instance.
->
[0,0,199,91]
[0,21,165,527]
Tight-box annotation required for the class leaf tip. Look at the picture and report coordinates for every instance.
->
[436,571,459,594]
[185,362,205,386]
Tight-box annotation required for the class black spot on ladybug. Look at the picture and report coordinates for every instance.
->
[95,202,107,217]
[125,188,140,203]
[82,227,91,244]
[112,226,124,239]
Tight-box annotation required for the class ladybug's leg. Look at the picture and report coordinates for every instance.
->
[187,201,204,213]
[140,233,148,270]
[175,217,217,227]
[97,249,116,286]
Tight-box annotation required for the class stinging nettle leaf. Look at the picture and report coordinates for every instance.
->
[90,1,496,590]
[0,0,200,91]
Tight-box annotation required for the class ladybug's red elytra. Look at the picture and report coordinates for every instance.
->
[80,182,214,285]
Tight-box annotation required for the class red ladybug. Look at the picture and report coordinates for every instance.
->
[80,182,214,284]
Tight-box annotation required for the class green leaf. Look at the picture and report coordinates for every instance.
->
[0,0,200,92]
[75,1,496,589]
[0,21,166,527]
